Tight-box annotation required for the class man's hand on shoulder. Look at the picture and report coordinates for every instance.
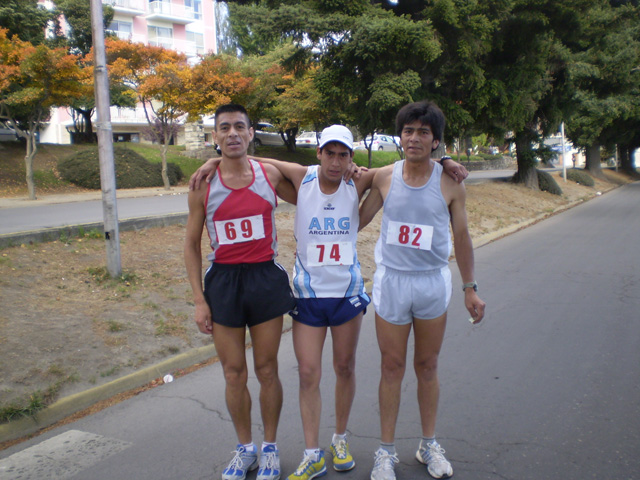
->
[440,156,468,184]
[189,157,219,190]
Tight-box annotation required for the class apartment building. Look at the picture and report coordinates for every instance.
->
[39,0,218,146]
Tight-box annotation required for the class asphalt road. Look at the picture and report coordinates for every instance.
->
[1,181,638,479]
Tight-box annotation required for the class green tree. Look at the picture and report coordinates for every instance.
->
[53,0,114,55]
[0,0,51,46]
[567,1,640,175]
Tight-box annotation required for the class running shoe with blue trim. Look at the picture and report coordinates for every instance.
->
[330,438,355,471]
[258,444,281,480]
[222,444,258,480]
[415,440,453,479]
[287,450,327,480]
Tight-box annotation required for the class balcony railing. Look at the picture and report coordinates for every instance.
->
[147,1,195,24]
[103,0,145,14]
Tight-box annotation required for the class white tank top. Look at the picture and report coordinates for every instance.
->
[292,165,365,298]
[375,160,451,271]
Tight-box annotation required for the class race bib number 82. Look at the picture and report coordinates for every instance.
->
[386,220,433,251]
[215,214,265,245]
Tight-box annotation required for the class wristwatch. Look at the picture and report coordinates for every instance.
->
[462,281,478,292]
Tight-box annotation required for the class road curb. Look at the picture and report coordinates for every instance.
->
[0,213,189,249]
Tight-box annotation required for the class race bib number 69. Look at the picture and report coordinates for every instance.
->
[386,220,433,251]
[215,214,265,245]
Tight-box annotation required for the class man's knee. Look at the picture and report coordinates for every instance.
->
[223,363,248,388]
[414,355,439,382]
[381,352,406,379]
[254,357,279,385]
[334,355,356,380]
[298,361,321,390]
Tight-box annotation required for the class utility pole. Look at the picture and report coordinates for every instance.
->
[560,122,567,182]
[90,0,122,277]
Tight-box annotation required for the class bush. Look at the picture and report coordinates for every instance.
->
[58,146,183,189]
[537,169,563,195]
[565,169,595,186]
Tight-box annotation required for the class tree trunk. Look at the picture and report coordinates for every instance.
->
[284,127,298,153]
[24,131,38,200]
[161,141,170,190]
[512,129,539,190]
[80,108,95,143]
[584,143,604,178]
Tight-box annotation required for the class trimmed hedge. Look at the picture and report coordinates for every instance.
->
[58,146,183,189]
[566,169,595,186]
[537,169,563,195]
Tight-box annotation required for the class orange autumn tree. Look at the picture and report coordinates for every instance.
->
[188,54,252,118]
[107,38,189,189]
[107,39,252,189]
[0,28,83,199]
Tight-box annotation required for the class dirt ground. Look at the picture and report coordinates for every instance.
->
[0,168,633,420]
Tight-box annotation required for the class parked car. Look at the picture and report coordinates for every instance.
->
[296,131,319,148]
[0,121,19,142]
[355,134,400,152]
[254,122,285,146]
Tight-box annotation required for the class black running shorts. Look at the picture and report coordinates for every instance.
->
[203,260,296,328]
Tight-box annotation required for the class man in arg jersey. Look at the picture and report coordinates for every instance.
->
[184,104,297,480]
[359,100,486,480]
[191,124,467,480]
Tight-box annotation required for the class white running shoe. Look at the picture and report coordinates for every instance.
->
[415,440,453,479]
[370,448,399,480]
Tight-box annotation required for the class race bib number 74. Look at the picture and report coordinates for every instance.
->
[386,220,433,251]
[215,215,265,245]
[306,242,354,267]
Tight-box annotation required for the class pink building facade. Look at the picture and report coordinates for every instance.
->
[39,0,218,145]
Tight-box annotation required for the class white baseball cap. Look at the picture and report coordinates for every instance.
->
[319,125,353,150]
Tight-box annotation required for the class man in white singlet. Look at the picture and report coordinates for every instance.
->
[359,101,486,480]
[184,104,297,480]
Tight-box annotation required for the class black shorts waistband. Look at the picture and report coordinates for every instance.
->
[210,260,275,271]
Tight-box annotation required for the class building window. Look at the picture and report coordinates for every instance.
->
[185,0,202,19]
[107,20,133,40]
[148,25,173,49]
[186,31,204,55]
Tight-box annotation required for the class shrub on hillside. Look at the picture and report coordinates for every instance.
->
[537,169,563,195]
[565,169,595,186]
[58,146,183,189]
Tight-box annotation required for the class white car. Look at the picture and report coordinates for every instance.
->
[0,121,19,142]
[355,134,400,152]
[296,131,319,148]
[254,122,285,147]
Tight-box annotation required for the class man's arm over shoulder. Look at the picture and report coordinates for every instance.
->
[252,155,307,191]
[354,167,378,200]
[184,184,213,334]
[358,166,392,230]
[447,180,486,324]
[262,162,298,205]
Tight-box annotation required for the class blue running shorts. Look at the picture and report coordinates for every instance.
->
[291,294,370,327]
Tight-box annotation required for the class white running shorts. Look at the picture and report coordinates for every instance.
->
[372,265,452,325]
